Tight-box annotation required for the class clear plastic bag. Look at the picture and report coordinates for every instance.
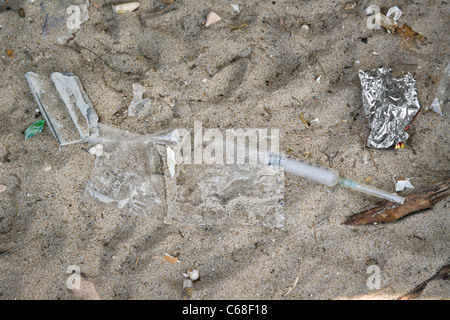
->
[84,124,285,228]
[429,61,450,117]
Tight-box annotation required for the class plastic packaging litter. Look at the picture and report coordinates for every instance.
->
[374,12,397,31]
[366,5,402,31]
[358,68,421,149]
[25,72,99,145]
[84,124,285,228]
[428,61,450,116]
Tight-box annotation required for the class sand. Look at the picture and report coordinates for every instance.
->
[0,0,449,300]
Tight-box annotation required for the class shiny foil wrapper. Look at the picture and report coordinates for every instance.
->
[359,68,421,148]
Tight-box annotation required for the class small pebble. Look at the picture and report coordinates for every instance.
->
[0,185,7,194]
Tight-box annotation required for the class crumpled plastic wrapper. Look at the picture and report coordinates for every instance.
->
[359,68,421,148]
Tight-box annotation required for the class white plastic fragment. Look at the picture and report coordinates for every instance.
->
[366,5,401,31]
[428,61,450,116]
[365,5,380,15]
[386,6,402,22]
[167,146,176,177]
[112,2,140,14]
[231,4,239,13]
[394,177,414,192]
[374,12,398,30]
[366,5,381,30]
[205,12,221,27]
[366,15,381,30]
[315,76,321,84]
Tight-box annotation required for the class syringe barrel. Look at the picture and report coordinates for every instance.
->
[270,154,339,187]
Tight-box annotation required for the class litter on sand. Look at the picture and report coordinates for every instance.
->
[25,72,99,145]
[358,68,421,149]
[394,177,415,192]
[365,5,402,31]
[25,119,45,140]
[428,61,450,116]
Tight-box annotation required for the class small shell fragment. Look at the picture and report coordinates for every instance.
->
[205,12,221,27]
[0,185,7,194]
[365,5,380,16]
[188,269,199,281]
[112,2,140,14]
[163,253,180,263]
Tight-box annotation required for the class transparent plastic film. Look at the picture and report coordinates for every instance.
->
[84,124,285,228]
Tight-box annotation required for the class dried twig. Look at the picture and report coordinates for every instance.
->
[397,264,449,300]
[343,178,450,226]
[281,258,303,297]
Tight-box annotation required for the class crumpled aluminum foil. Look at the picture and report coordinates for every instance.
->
[359,68,421,148]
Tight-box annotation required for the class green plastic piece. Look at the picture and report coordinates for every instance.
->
[25,119,45,140]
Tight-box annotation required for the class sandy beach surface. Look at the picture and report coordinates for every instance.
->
[0,0,448,300]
